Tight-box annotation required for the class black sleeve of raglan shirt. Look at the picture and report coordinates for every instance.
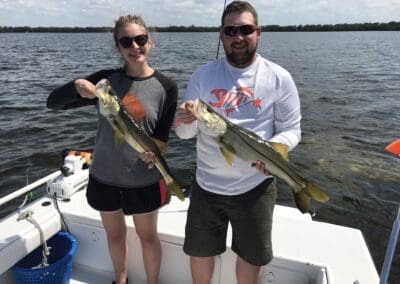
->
[152,71,178,142]
[46,69,118,110]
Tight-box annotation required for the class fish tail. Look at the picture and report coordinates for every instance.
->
[303,180,330,202]
[165,179,185,201]
[293,191,311,213]
[293,181,329,213]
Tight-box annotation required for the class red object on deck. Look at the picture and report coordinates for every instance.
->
[386,139,400,155]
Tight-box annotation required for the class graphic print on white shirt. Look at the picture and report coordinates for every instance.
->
[208,86,262,116]
[175,55,301,195]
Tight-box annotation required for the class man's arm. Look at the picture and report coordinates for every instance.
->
[269,72,302,151]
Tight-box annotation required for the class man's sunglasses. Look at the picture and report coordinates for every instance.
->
[222,25,258,37]
[118,35,148,48]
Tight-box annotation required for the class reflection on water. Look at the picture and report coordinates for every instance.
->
[0,31,399,282]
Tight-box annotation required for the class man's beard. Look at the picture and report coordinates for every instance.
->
[225,42,257,68]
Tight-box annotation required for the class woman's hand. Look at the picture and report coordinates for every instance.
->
[140,151,155,169]
[74,79,96,99]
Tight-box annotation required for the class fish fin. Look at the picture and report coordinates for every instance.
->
[152,138,167,155]
[165,179,185,201]
[220,146,235,166]
[217,137,236,166]
[166,189,172,203]
[293,191,311,213]
[269,142,289,161]
[114,131,125,150]
[303,180,330,202]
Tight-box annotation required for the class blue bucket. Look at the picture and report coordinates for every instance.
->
[12,231,77,284]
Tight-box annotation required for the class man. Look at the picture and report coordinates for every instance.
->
[175,1,301,283]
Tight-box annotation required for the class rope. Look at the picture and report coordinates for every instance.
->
[17,209,51,268]
[53,193,70,233]
[15,160,50,267]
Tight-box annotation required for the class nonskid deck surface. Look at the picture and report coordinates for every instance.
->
[1,188,379,283]
[70,264,113,284]
[61,190,378,284]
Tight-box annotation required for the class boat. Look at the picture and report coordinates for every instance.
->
[0,153,380,284]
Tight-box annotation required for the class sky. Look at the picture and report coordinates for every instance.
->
[0,0,399,27]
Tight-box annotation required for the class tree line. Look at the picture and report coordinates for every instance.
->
[266,22,400,31]
[1,22,399,33]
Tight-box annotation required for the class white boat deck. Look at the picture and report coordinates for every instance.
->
[0,188,379,283]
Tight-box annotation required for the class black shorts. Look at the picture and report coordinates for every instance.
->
[86,175,169,215]
[183,178,277,266]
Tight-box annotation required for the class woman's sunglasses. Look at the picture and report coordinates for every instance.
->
[222,25,258,37]
[118,35,148,48]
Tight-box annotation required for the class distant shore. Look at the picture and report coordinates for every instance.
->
[1,22,399,32]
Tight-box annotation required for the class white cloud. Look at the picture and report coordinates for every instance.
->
[0,0,398,27]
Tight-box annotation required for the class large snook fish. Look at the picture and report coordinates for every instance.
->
[94,79,184,201]
[187,99,329,213]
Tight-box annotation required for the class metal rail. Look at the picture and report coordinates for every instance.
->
[380,208,400,284]
[379,139,400,284]
[0,171,61,207]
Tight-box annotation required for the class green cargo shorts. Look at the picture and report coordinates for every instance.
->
[183,178,277,266]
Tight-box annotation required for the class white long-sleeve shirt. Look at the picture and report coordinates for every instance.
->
[176,55,301,195]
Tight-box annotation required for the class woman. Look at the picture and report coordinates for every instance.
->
[47,15,178,284]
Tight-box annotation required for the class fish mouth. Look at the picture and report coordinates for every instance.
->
[94,79,111,98]
[186,99,209,121]
[185,99,201,119]
[95,79,120,116]
[191,99,227,137]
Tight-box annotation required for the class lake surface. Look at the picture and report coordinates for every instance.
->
[0,31,399,282]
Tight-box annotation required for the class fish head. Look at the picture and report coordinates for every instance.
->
[190,99,227,137]
[95,79,120,117]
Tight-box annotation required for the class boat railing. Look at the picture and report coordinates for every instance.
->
[379,139,400,284]
[0,171,61,207]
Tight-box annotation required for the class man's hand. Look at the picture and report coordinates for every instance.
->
[251,160,272,176]
[176,100,197,124]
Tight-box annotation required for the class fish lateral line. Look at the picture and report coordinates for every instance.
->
[94,78,185,201]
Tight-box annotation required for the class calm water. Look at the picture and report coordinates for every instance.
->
[0,32,399,282]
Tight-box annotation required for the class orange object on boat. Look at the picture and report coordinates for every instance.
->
[385,139,400,155]
[65,150,93,165]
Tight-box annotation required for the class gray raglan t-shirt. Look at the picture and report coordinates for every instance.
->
[47,69,178,189]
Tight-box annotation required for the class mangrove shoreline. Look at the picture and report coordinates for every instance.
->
[1,22,400,33]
